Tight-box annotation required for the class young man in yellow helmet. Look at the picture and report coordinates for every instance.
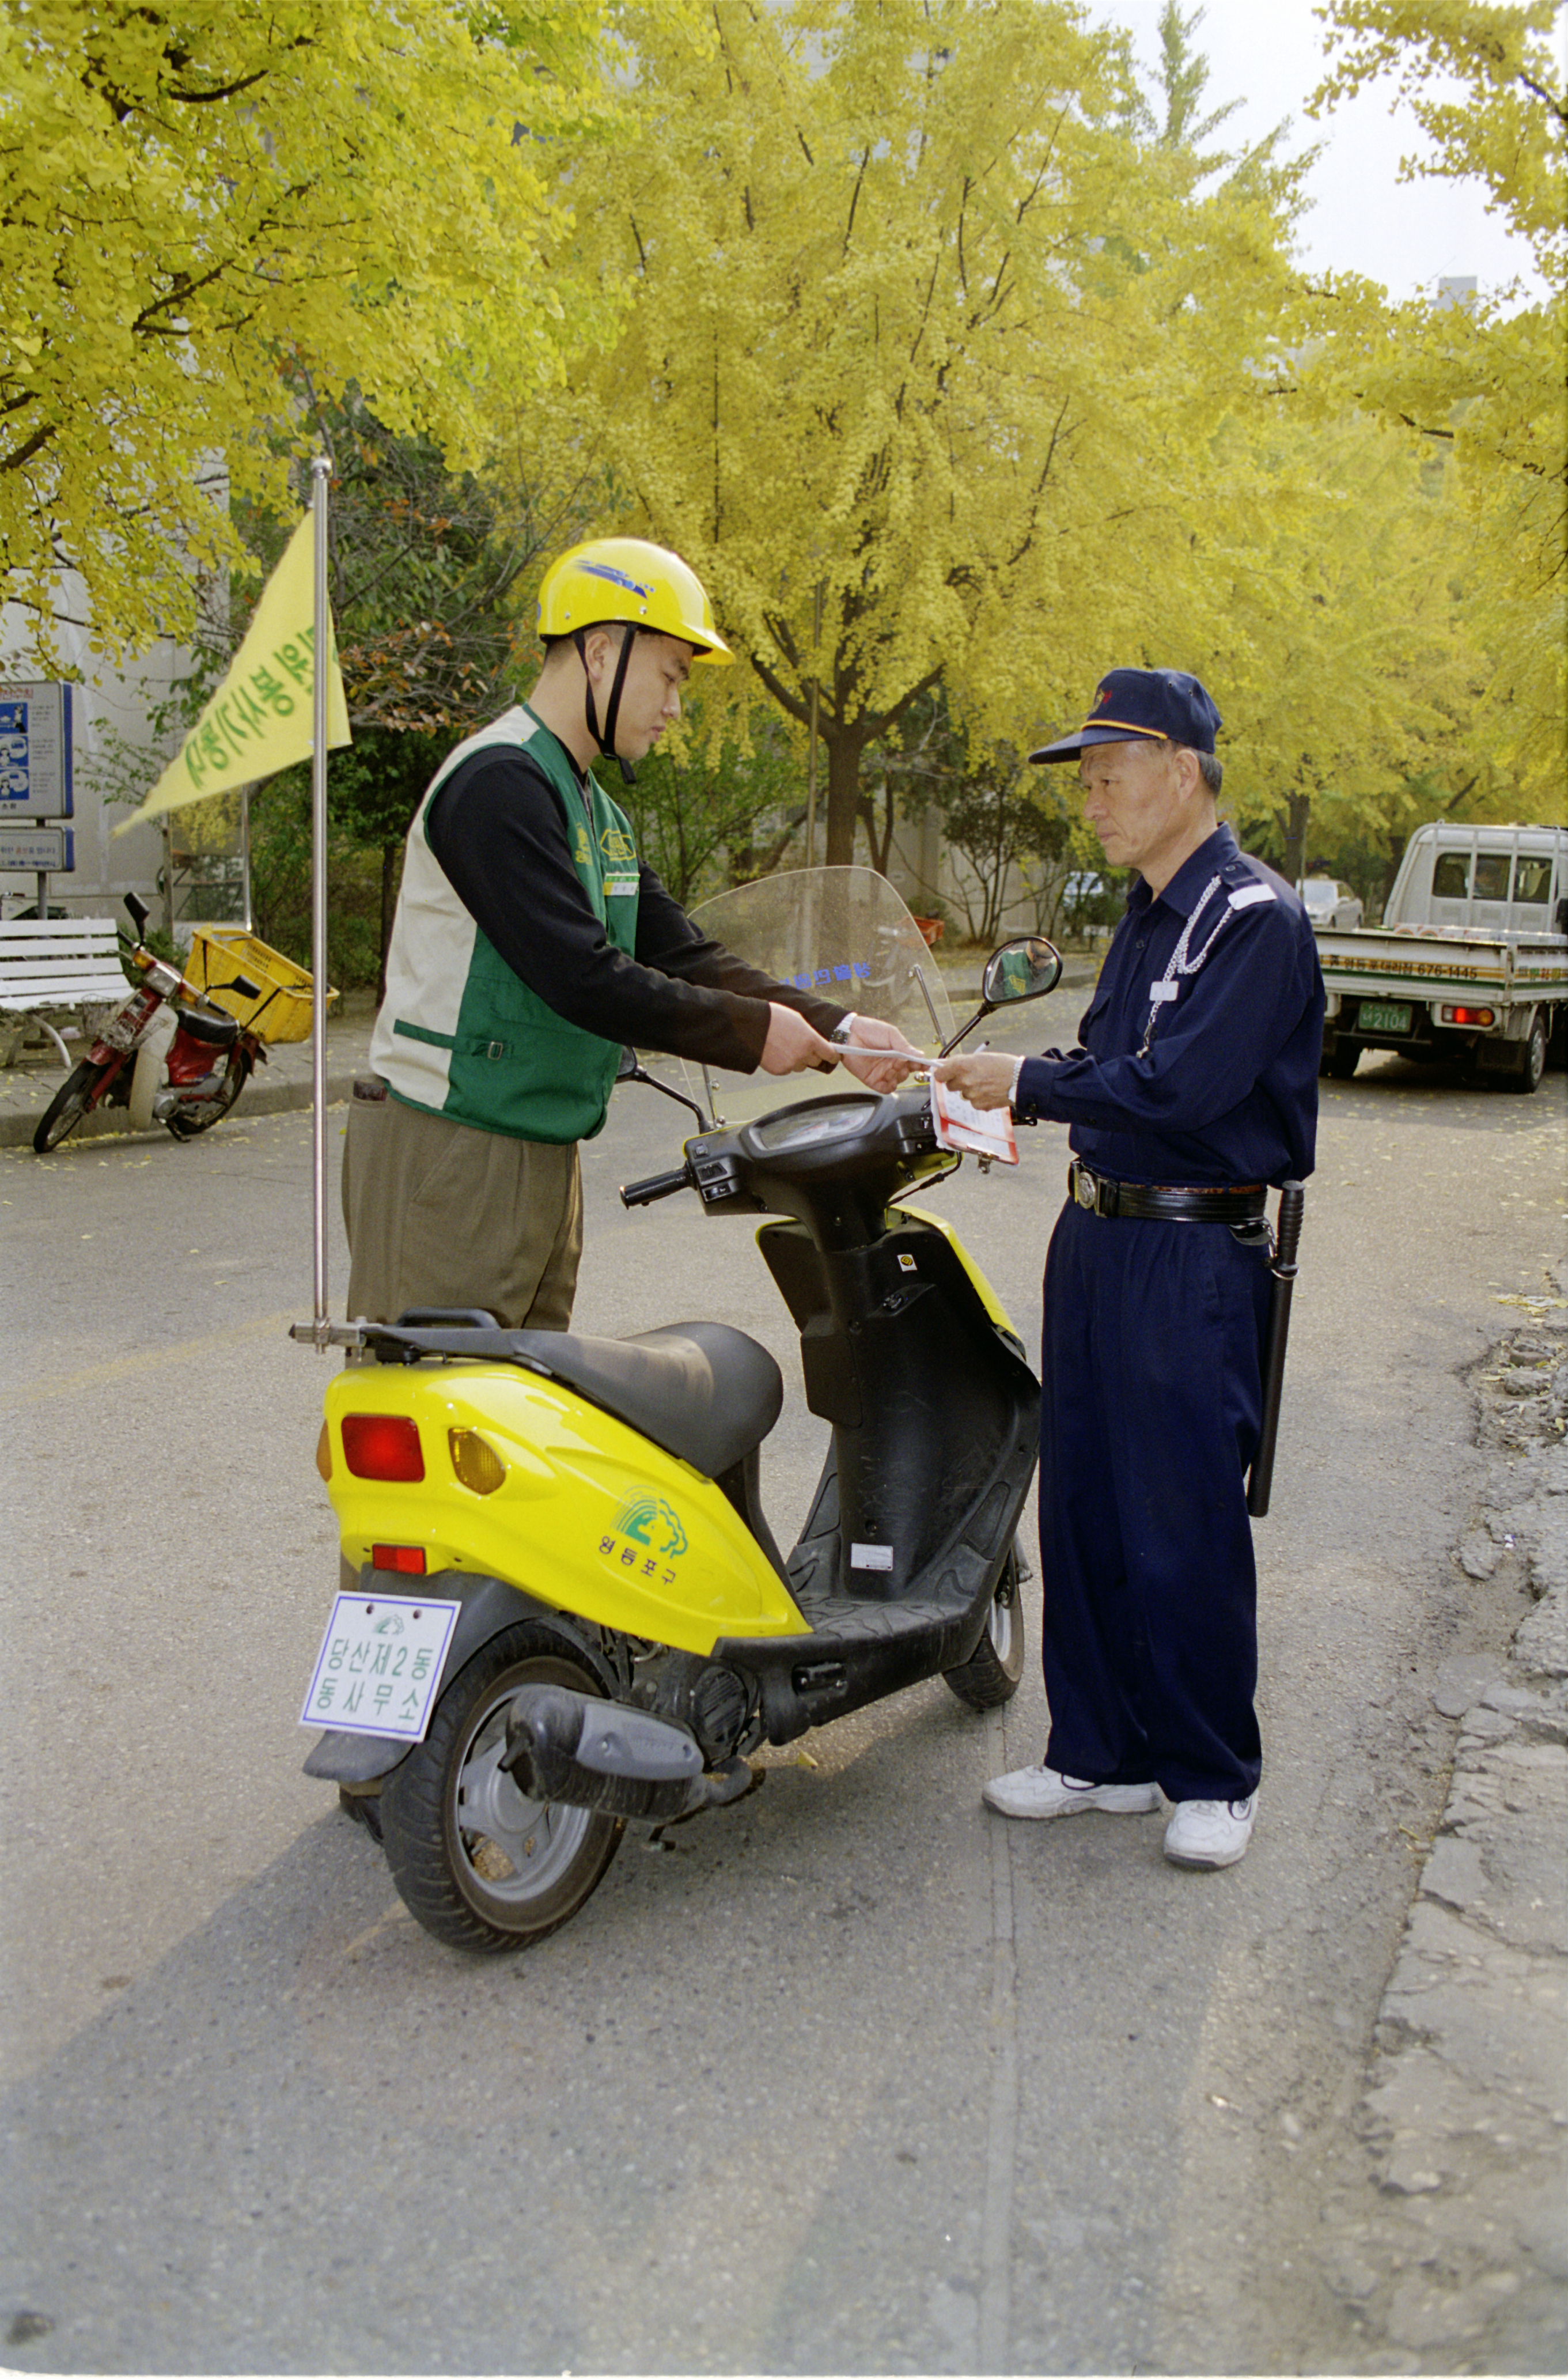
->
[343,535,918,1331]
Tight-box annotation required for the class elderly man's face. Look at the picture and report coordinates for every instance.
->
[1078,737,1202,884]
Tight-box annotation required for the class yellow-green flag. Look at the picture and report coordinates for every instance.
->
[113,513,351,835]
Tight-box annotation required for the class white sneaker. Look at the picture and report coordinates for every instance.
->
[1163,1795,1257,1869]
[983,1763,1161,1821]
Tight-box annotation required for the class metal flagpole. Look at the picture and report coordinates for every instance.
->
[310,456,331,1341]
[238,786,253,930]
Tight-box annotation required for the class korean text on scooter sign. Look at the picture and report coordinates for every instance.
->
[299,1595,463,1742]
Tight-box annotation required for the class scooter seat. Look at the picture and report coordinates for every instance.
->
[369,1317,784,1482]
[175,1004,240,1047]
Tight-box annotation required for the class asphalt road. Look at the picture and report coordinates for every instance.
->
[2,1007,1564,2376]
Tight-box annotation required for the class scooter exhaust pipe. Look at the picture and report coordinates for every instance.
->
[501,1685,755,1822]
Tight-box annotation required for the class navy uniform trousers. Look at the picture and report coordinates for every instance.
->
[1038,1201,1271,1803]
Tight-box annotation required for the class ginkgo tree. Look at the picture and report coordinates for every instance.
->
[552,0,1312,863]
[1,0,637,660]
[1304,0,1567,812]
[1192,403,1497,882]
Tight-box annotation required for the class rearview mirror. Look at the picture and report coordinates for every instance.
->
[981,936,1062,1007]
[614,1046,712,1132]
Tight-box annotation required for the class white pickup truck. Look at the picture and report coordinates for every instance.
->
[1316,823,1568,1094]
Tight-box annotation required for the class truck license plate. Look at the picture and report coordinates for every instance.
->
[1358,1000,1412,1035]
[299,1592,461,1741]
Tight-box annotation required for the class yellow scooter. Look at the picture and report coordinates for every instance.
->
[300,902,1062,1953]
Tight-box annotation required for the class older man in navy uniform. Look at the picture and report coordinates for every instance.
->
[936,668,1323,1869]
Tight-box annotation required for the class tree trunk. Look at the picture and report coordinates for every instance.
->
[1282,793,1311,890]
[823,724,870,867]
[857,769,898,876]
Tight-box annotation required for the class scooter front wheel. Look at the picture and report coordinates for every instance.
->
[32,1057,115,1153]
[944,1544,1027,1711]
[379,1622,624,1953]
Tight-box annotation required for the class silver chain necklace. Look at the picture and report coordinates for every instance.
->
[1136,875,1233,1057]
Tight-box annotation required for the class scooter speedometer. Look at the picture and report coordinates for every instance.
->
[746,1095,881,1153]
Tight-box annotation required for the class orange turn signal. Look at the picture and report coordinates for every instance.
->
[449,1428,506,1495]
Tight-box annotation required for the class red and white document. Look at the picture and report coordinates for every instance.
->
[930,1076,1019,1164]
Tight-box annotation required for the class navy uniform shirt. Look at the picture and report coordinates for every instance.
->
[1015,824,1324,1186]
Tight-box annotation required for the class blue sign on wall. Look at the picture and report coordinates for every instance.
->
[0,683,74,820]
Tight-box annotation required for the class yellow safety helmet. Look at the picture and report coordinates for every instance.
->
[536,537,732,663]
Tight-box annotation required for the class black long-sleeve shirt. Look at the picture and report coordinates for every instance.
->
[425,738,846,1072]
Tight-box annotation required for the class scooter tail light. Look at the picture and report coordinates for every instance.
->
[342,1413,425,1481]
[449,1428,506,1495]
[372,1545,427,1575]
[315,1422,332,1482]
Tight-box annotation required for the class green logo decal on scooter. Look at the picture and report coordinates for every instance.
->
[597,1496,688,1590]
[614,1497,688,1559]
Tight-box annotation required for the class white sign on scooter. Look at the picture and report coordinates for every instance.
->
[300,1594,463,1741]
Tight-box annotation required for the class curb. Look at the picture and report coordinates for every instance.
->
[1321,1291,1568,2364]
[0,1065,362,1151]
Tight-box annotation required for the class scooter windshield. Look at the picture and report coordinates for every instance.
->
[683,865,956,1126]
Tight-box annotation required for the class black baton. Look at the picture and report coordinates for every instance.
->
[1247,1180,1304,1519]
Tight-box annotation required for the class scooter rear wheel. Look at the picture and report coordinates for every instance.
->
[379,1622,624,1953]
[166,1047,252,1139]
[944,1544,1027,1711]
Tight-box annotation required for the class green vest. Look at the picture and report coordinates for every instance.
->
[370,705,640,1143]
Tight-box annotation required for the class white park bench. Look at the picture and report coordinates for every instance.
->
[0,916,126,1067]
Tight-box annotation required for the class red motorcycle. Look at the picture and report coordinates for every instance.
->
[32,894,302,1152]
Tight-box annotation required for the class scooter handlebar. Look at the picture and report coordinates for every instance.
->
[620,1165,694,1209]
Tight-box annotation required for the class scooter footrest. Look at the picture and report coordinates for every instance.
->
[719,1545,1013,1746]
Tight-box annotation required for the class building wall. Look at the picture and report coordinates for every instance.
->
[0,582,192,921]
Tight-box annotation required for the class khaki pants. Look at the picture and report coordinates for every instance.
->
[342,1087,583,1331]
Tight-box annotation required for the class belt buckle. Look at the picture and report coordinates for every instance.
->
[1074,1163,1096,1212]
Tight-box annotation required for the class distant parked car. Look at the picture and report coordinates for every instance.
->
[1298,876,1364,932]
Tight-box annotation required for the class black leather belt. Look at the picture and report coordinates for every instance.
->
[1067,1159,1266,1223]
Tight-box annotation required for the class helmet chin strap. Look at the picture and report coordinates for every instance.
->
[574,627,639,785]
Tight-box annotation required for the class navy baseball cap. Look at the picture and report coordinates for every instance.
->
[1029,668,1222,763]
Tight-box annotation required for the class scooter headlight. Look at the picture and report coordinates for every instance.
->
[448,1428,506,1496]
